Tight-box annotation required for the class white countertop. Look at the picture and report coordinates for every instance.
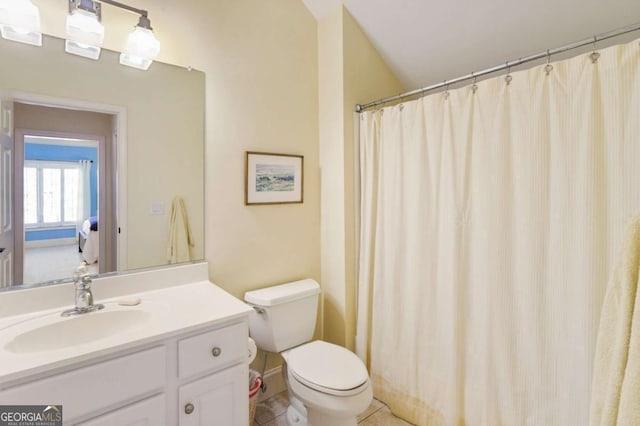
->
[0,280,252,388]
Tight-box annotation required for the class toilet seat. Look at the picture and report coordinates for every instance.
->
[285,340,369,397]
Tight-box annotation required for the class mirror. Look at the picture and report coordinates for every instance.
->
[0,34,205,290]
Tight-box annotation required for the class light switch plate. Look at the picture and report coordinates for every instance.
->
[150,202,165,215]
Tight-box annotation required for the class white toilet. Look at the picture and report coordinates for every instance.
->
[244,279,372,426]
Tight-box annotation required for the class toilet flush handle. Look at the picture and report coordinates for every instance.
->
[252,306,265,314]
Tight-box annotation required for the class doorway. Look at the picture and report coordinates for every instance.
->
[22,136,99,284]
[13,103,117,285]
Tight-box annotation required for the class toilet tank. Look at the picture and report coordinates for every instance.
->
[244,279,320,353]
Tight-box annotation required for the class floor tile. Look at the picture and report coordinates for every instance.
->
[359,406,415,425]
[259,413,289,426]
[254,391,289,425]
[255,391,414,425]
[357,398,385,422]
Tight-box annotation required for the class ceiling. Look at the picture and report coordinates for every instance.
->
[303,0,640,90]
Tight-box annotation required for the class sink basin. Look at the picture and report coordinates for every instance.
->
[4,309,150,354]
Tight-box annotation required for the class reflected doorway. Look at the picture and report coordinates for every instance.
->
[13,102,117,285]
[22,136,99,284]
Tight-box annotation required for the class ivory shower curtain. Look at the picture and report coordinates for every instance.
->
[356,39,640,425]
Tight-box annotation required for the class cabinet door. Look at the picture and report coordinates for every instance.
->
[77,394,165,426]
[179,363,247,426]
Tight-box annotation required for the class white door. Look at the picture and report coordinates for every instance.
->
[0,96,13,289]
[178,363,248,426]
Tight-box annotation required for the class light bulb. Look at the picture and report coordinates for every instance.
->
[119,25,160,71]
[0,0,42,46]
[65,7,104,60]
[66,9,104,45]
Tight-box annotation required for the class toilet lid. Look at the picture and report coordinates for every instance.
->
[286,341,369,396]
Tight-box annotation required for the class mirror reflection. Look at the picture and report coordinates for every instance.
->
[0,34,205,289]
[22,133,104,284]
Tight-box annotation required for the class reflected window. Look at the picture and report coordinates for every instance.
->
[24,161,82,227]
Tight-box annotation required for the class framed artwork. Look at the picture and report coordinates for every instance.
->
[245,152,304,205]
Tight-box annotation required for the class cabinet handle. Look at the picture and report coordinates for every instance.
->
[185,403,195,414]
[211,346,222,357]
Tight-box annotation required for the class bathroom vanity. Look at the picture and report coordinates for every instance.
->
[0,262,251,425]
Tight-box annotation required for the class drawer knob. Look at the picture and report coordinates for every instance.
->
[211,346,222,357]
[185,403,195,414]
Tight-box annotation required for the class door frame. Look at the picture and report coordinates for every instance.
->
[15,129,105,283]
[0,95,14,288]
[7,91,128,281]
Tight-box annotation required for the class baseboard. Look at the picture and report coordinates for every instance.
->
[25,237,77,248]
[257,365,287,402]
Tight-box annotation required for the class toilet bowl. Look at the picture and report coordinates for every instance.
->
[282,340,372,425]
[244,279,373,426]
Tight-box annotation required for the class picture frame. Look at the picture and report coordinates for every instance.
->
[245,151,304,205]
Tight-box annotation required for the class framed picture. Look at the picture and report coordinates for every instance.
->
[245,152,304,205]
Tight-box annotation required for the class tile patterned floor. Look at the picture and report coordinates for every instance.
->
[253,391,414,425]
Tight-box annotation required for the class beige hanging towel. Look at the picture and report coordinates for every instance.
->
[167,196,194,264]
[590,215,640,426]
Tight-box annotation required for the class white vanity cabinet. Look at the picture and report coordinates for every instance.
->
[0,319,249,426]
[179,363,247,425]
[77,395,167,426]
[177,322,248,425]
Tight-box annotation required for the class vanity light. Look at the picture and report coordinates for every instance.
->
[65,0,104,60]
[0,0,42,46]
[0,0,160,70]
[119,15,160,70]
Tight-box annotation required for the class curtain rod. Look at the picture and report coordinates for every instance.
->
[28,159,94,163]
[355,22,640,113]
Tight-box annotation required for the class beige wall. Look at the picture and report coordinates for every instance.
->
[318,8,347,345]
[318,6,404,348]
[195,1,320,300]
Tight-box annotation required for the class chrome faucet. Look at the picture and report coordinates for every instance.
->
[61,265,104,317]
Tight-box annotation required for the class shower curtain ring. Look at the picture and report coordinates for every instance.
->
[590,36,601,63]
[544,49,553,75]
[471,73,478,94]
[443,80,450,100]
[505,61,513,85]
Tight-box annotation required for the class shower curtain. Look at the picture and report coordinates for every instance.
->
[356,39,640,425]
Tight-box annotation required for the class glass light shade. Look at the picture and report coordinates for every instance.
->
[0,0,41,46]
[66,9,104,46]
[119,26,160,71]
[65,39,101,60]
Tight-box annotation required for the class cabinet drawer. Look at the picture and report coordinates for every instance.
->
[77,394,166,426]
[178,322,246,379]
[0,346,166,423]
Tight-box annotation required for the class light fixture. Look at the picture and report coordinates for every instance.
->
[0,0,160,70]
[65,0,104,60]
[0,0,42,46]
[119,15,160,70]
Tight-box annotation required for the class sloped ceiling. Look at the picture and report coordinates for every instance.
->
[303,0,640,90]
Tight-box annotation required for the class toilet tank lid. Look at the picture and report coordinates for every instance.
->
[244,279,320,307]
